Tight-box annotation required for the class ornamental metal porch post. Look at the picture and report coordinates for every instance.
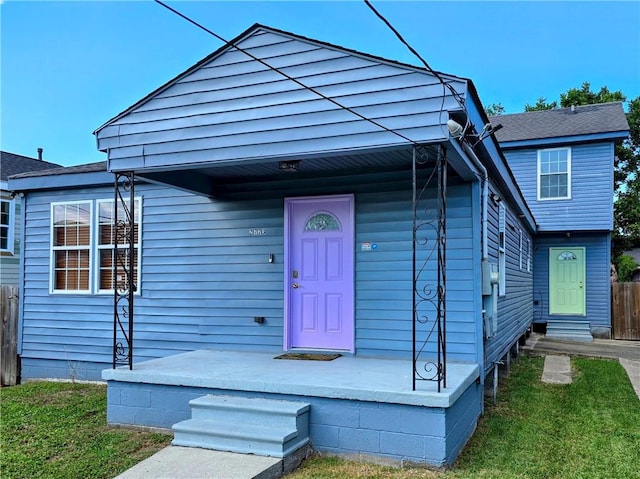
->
[412,145,447,392]
[112,171,135,369]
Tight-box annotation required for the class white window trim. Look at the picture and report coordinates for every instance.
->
[519,231,532,273]
[537,147,572,201]
[49,198,142,295]
[95,197,142,295]
[50,200,93,294]
[0,198,15,254]
[498,203,506,297]
[519,230,523,271]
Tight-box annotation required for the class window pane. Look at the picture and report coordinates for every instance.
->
[55,270,67,290]
[54,226,66,246]
[305,213,340,231]
[0,226,7,250]
[99,202,114,224]
[0,201,9,226]
[558,149,568,162]
[540,155,550,174]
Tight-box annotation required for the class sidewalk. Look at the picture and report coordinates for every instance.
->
[524,333,640,399]
[113,447,284,479]
[523,333,640,361]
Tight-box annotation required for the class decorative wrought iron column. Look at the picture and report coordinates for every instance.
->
[113,172,136,369]
[412,145,447,392]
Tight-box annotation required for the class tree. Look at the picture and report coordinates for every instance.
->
[612,97,640,256]
[485,103,505,116]
[524,97,557,111]
[523,83,640,255]
[559,82,626,108]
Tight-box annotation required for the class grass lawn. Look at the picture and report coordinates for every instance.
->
[1,356,637,479]
[286,356,640,479]
[0,381,171,479]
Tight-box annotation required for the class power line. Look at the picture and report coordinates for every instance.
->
[363,0,466,108]
[154,0,420,146]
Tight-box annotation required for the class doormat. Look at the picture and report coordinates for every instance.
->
[274,353,341,361]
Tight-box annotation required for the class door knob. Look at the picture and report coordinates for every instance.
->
[292,283,299,289]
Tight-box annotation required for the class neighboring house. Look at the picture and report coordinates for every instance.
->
[491,103,629,340]
[1,151,61,286]
[8,25,626,466]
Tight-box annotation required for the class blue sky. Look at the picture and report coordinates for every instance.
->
[2,1,639,167]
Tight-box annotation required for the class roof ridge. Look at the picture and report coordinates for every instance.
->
[493,101,625,119]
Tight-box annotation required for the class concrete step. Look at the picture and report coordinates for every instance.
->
[547,320,593,342]
[172,395,310,458]
[189,395,309,426]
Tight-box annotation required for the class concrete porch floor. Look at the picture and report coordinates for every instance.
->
[102,350,480,408]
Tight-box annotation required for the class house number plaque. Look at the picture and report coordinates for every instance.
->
[249,228,267,236]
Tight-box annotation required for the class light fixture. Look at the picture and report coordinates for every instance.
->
[447,119,464,138]
[490,193,501,204]
[278,160,300,172]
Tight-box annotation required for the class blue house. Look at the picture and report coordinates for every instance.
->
[8,25,626,467]
[1,150,61,287]
[491,103,629,341]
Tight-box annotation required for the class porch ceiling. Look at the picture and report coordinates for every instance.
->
[132,143,470,198]
[102,349,480,408]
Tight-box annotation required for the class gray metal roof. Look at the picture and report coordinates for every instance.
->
[490,102,629,143]
[1,151,63,181]
[8,160,107,180]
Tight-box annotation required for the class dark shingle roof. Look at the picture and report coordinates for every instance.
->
[490,102,629,143]
[8,161,107,180]
[1,151,63,181]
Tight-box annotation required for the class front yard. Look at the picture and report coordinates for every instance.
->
[1,356,638,479]
[0,381,171,479]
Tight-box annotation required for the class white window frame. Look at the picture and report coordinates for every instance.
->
[519,231,532,273]
[0,198,15,254]
[498,203,506,297]
[96,197,142,295]
[49,198,142,295]
[519,230,523,271]
[537,147,572,201]
[50,201,93,294]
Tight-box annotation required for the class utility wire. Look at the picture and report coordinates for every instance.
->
[154,0,419,146]
[363,0,466,108]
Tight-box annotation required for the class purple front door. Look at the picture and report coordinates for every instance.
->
[285,195,354,351]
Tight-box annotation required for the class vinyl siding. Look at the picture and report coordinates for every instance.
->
[532,233,611,333]
[19,171,478,371]
[483,183,534,373]
[503,142,614,231]
[97,29,466,171]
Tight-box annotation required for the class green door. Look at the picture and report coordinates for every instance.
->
[549,247,586,315]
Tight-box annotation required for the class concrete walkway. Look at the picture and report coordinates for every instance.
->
[541,355,572,384]
[113,446,283,479]
[526,333,640,399]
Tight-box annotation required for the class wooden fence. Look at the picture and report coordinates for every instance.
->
[612,282,640,340]
[1,285,19,386]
